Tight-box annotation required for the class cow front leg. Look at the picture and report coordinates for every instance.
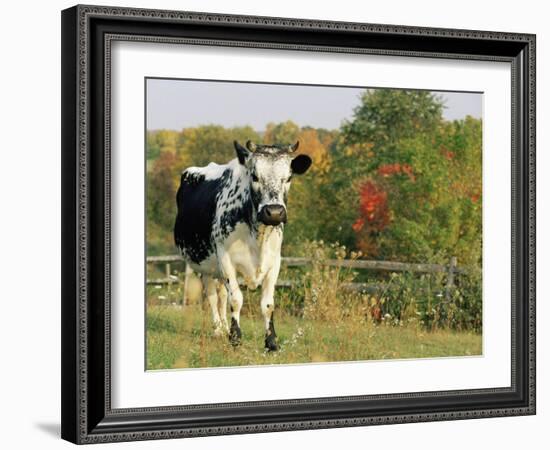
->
[217,283,229,333]
[218,252,243,346]
[261,257,281,352]
[204,276,224,336]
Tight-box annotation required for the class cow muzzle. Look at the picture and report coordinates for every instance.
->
[258,204,287,226]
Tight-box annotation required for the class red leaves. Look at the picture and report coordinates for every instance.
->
[353,180,390,232]
[439,145,455,161]
[377,162,415,181]
[352,217,366,232]
[353,161,418,255]
[354,162,416,236]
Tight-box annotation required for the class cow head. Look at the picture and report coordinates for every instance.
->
[234,140,312,226]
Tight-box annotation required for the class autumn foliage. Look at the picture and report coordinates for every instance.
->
[146,89,482,272]
[377,162,415,181]
[324,89,483,266]
[352,181,389,232]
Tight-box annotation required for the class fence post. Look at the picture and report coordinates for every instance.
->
[165,263,171,284]
[445,256,458,302]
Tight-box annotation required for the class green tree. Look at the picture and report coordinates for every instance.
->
[147,150,178,231]
[323,89,481,267]
[263,120,300,145]
[146,131,161,160]
[177,125,261,168]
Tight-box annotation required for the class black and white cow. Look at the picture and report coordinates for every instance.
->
[174,140,312,351]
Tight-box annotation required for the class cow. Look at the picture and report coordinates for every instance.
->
[174,140,312,351]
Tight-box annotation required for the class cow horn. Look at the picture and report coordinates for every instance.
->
[289,141,299,153]
[246,140,257,152]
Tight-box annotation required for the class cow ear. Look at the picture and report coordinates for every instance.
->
[234,141,250,165]
[291,154,312,175]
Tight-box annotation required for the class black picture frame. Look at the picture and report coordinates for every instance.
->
[61,4,536,444]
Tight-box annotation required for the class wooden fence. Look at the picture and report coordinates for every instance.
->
[147,254,463,301]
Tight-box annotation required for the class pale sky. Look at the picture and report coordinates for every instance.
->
[146,78,482,131]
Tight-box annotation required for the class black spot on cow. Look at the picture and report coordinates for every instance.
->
[174,171,223,264]
[218,200,254,240]
[175,168,255,264]
[250,185,262,211]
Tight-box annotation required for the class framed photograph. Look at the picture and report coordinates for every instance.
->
[61,4,536,444]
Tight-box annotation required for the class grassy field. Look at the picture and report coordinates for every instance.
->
[146,300,482,370]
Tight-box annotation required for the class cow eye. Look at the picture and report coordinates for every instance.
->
[251,173,259,182]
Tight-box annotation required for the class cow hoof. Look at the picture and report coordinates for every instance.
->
[229,333,241,346]
[265,334,278,352]
[213,327,225,337]
[229,318,241,346]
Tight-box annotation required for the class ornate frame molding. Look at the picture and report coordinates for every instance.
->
[61,4,536,444]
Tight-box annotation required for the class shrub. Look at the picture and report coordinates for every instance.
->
[283,240,482,332]
[376,269,482,332]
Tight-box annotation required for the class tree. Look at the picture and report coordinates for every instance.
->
[147,150,178,232]
[279,127,339,251]
[323,89,481,266]
[143,91,482,271]
[263,120,300,145]
[146,131,161,160]
[177,125,261,168]
[296,128,331,174]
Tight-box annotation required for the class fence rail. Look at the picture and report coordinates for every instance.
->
[147,255,462,299]
[147,255,463,273]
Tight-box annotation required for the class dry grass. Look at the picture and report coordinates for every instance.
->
[146,302,481,370]
[146,241,481,370]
